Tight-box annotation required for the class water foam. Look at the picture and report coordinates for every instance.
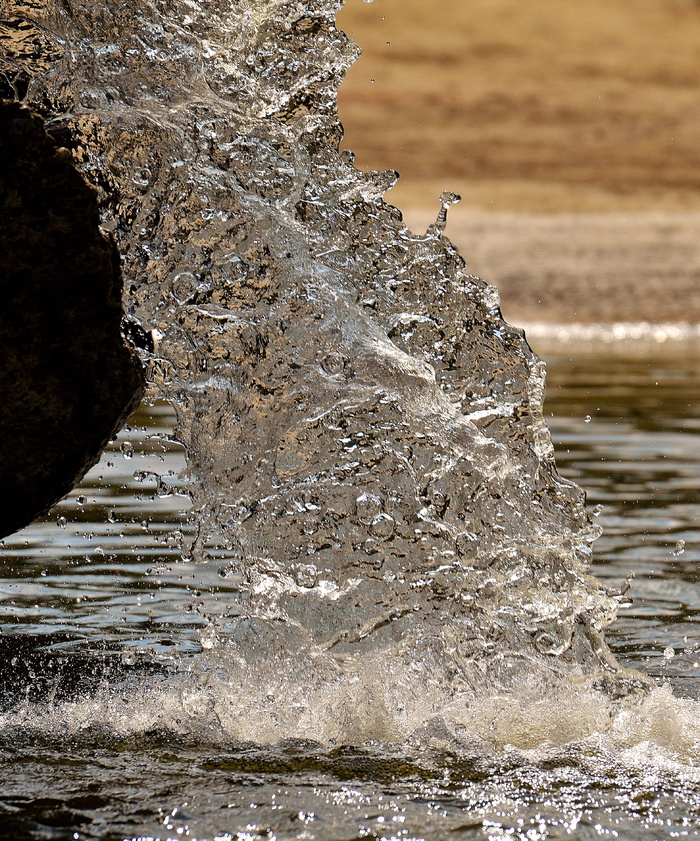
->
[3,653,700,775]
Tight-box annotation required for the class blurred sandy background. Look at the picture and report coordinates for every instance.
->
[337,0,700,325]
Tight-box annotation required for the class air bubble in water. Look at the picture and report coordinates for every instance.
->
[295,564,318,588]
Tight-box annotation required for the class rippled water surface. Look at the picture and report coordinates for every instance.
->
[544,344,700,696]
[2,344,700,840]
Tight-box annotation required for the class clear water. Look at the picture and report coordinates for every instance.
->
[5,0,700,835]
[11,0,639,734]
[544,346,700,699]
[2,346,700,840]
[3,348,700,685]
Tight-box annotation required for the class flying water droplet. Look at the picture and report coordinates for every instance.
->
[120,441,134,459]
[295,564,318,588]
[427,190,461,236]
[673,539,686,556]
[663,646,675,661]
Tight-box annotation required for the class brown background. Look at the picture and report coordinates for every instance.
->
[336,0,700,324]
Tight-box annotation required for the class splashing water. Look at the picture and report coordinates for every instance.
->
[4,0,696,764]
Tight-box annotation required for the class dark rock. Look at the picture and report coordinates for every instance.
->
[0,100,145,539]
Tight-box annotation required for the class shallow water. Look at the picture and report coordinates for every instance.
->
[2,345,700,840]
[3,347,700,684]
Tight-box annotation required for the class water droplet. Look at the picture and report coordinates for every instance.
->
[439,190,461,207]
[295,564,318,588]
[455,532,478,558]
[592,504,603,517]
[57,516,67,529]
[320,351,344,376]
[369,513,395,540]
[76,495,86,506]
[673,539,686,556]
[427,191,461,235]
[584,415,592,423]
[199,626,217,649]
[120,441,134,459]
[355,493,382,524]
[663,646,675,661]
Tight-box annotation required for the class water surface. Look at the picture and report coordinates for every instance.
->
[544,344,700,694]
[2,345,700,840]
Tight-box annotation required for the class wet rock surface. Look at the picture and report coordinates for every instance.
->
[0,101,144,539]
